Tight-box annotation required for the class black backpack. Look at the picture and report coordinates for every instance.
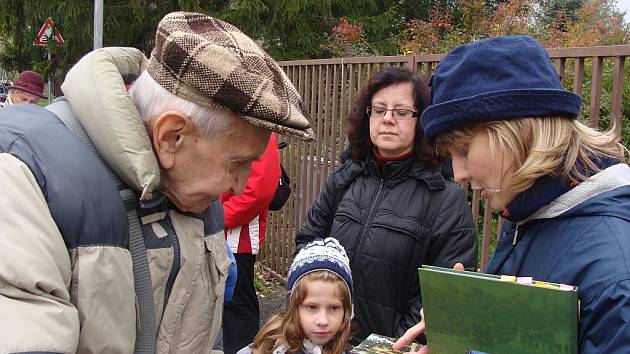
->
[269,142,291,211]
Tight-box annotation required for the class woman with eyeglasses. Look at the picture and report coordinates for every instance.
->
[295,66,478,345]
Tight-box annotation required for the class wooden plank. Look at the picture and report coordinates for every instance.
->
[357,63,363,93]
[472,188,481,229]
[589,57,603,128]
[348,63,356,135]
[556,58,566,84]
[611,56,626,126]
[340,62,348,149]
[322,65,332,183]
[331,65,340,169]
[573,58,585,97]
[424,62,433,81]
[547,44,630,58]
[287,138,297,263]
[315,65,325,198]
[480,200,493,270]
[278,54,419,66]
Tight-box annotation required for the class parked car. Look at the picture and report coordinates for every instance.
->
[0,80,13,103]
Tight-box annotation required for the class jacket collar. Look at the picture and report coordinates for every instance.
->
[522,163,630,224]
[502,157,620,223]
[361,152,445,190]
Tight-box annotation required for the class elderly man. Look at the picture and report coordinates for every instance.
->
[0,12,313,354]
[0,70,46,106]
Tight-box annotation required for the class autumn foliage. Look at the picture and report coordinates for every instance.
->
[398,0,629,55]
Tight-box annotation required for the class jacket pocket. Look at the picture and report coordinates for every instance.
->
[204,234,230,300]
[204,233,231,347]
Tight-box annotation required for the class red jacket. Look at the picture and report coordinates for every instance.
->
[221,133,280,254]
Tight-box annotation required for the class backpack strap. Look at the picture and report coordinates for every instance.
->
[46,99,157,354]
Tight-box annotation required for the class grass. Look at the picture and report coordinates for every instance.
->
[254,262,283,295]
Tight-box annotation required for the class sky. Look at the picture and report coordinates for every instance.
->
[618,0,630,23]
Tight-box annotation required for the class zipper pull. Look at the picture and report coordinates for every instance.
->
[512,225,519,245]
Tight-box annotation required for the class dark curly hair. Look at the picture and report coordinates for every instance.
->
[346,66,437,165]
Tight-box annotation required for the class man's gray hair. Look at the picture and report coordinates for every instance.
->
[129,71,233,137]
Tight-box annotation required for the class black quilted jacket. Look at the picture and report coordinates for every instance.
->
[295,153,477,344]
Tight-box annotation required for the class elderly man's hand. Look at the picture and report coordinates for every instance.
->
[392,263,465,353]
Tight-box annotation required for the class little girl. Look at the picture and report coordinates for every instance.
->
[238,238,354,354]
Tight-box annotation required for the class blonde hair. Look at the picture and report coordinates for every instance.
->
[437,116,628,200]
[251,270,352,354]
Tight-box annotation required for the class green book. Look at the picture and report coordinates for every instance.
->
[419,265,579,354]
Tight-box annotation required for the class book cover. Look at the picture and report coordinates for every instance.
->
[419,265,579,354]
[350,334,421,354]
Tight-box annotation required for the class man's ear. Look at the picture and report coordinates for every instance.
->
[152,111,195,169]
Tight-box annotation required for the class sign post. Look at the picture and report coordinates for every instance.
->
[33,17,65,103]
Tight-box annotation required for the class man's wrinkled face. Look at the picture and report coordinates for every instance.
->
[10,90,41,105]
[157,113,270,213]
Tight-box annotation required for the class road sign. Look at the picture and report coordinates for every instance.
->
[33,17,65,46]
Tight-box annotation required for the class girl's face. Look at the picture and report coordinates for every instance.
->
[298,279,345,346]
[368,82,417,158]
[448,128,515,210]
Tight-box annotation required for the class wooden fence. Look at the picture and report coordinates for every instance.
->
[259,44,630,281]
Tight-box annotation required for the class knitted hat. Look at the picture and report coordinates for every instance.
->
[421,35,582,141]
[147,12,314,141]
[10,71,45,98]
[287,238,353,303]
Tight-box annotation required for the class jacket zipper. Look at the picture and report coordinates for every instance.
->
[512,224,520,245]
[163,220,181,315]
[352,179,384,267]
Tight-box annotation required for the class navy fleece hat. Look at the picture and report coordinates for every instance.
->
[421,35,582,141]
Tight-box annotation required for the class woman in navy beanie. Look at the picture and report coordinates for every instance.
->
[395,35,630,354]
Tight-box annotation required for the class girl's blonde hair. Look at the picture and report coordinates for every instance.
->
[437,116,628,202]
[251,270,352,354]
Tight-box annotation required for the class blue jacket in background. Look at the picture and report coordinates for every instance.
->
[487,163,630,354]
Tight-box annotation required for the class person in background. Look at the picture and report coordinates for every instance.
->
[296,66,477,344]
[0,12,313,353]
[239,238,353,354]
[394,35,630,354]
[222,132,281,354]
[1,70,46,106]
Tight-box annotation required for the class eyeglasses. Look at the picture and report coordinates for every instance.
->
[366,105,418,120]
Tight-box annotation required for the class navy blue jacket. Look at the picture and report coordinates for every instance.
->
[487,164,630,354]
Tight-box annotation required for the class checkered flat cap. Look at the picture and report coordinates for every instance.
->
[147,12,314,141]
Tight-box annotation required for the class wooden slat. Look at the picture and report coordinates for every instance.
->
[556,58,566,84]
[357,63,364,93]
[480,200,493,270]
[340,62,348,149]
[287,138,297,261]
[424,62,433,80]
[547,44,630,58]
[472,189,481,229]
[573,58,585,97]
[348,63,356,131]
[330,65,340,169]
[315,65,325,197]
[322,65,332,181]
[611,56,626,125]
[589,57,603,128]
